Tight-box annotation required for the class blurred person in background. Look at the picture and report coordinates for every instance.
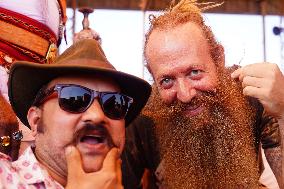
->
[0,0,67,157]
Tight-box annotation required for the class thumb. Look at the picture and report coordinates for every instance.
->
[101,147,120,172]
[65,146,84,180]
[116,159,122,184]
[231,68,242,80]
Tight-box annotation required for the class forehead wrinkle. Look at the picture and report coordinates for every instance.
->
[148,32,212,71]
[149,23,210,51]
[155,57,209,80]
[160,63,206,78]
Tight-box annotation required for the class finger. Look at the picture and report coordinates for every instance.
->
[65,146,84,179]
[101,147,119,172]
[242,76,264,89]
[239,63,275,78]
[116,159,122,184]
[231,68,243,80]
[243,85,267,100]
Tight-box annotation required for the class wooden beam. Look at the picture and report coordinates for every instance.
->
[66,0,284,15]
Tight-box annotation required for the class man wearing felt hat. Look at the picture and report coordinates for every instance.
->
[0,39,151,189]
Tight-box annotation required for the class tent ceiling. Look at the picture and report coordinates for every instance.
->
[66,0,284,15]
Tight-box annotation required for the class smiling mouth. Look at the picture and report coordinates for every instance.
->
[183,105,204,117]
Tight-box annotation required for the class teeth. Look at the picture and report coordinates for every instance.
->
[80,135,105,144]
[86,134,101,138]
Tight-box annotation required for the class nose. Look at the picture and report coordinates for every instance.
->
[81,100,108,124]
[176,79,197,103]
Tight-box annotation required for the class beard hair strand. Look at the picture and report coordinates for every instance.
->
[142,67,260,189]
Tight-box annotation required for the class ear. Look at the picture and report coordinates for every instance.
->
[27,106,42,137]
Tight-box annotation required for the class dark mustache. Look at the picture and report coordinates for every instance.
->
[73,122,116,148]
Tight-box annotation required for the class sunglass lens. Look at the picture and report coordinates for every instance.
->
[59,86,92,113]
[101,93,130,119]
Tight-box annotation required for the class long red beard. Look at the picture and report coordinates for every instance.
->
[143,68,260,189]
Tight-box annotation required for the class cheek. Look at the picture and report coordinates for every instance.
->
[191,73,219,92]
[191,80,217,92]
[158,88,176,104]
[109,121,125,151]
[42,102,78,139]
[40,115,75,147]
[44,100,78,124]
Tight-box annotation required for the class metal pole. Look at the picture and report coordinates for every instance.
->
[72,0,77,37]
[260,0,267,62]
[142,11,146,79]
[140,0,150,79]
[280,16,284,72]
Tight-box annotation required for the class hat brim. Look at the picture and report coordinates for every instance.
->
[8,61,151,128]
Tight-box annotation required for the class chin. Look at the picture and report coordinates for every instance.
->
[82,155,105,173]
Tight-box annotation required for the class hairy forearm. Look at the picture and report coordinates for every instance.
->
[264,117,284,189]
[265,117,284,189]
[279,117,284,189]
[264,146,283,188]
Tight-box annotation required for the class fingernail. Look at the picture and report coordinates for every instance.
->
[65,146,73,155]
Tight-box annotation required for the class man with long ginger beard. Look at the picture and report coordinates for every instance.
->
[122,0,284,188]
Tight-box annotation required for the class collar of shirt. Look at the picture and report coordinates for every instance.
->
[0,151,12,161]
[12,147,63,189]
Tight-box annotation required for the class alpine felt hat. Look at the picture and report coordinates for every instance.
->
[8,39,151,128]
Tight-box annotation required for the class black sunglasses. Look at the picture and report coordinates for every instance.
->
[0,130,23,147]
[33,84,134,120]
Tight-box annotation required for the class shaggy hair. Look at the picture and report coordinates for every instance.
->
[0,94,20,160]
